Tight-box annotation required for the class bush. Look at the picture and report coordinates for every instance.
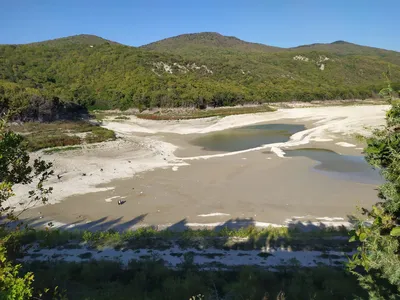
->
[22,260,366,300]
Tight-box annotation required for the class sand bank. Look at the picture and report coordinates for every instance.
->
[103,105,388,136]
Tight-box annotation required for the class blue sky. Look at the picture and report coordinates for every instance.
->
[1,0,398,51]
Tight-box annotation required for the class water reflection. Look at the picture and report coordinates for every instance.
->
[285,148,383,184]
[190,123,305,152]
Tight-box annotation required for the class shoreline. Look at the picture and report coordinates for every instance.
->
[95,98,386,121]
[11,105,388,230]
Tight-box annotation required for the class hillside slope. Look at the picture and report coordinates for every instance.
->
[141,32,283,54]
[1,33,400,112]
[292,40,400,65]
[27,34,119,47]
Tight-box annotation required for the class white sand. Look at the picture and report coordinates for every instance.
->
[336,142,356,147]
[270,146,286,158]
[7,105,388,212]
[9,137,188,211]
[105,196,126,203]
[316,217,345,221]
[103,105,388,136]
[198,213,231,217]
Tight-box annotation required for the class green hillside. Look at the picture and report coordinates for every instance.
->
[1,33,400,114]
[292,40,400,65]
[141,32,284,54]
[27,34,118,47]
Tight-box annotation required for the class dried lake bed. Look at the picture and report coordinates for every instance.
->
[14,105,389,231]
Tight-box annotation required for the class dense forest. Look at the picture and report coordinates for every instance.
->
[1,33,400,114]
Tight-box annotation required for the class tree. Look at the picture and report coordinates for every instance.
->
[0,116,53,299]
[348,78,400,299]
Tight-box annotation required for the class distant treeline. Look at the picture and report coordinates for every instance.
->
[1,42,399,116]
[0,83,87,122]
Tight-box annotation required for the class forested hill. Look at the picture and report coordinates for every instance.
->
[1,32,400,114]
[291,40,400,65]
[27,34,119,47]
[141,32,284,53]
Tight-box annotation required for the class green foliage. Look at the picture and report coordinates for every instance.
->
[23,259,366,300]
[2,225,349,256]
[142,32,283,53]
[113,115,130,120]
[348,79,400,298]
[136,105,275,120]
[0,242,34,300]
[1,33,400,112]
[0,119,53,217]
[29,34,118,47]
[10,121,116,151]
[0,116,58,299]
[43,146,82,154]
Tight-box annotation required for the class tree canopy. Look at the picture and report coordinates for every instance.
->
[349,80,400,299]
[1,33,400,113]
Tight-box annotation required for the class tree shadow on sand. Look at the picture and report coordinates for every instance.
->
[9,214,356,252]
[160,217,353,252]
[15,214,148,233]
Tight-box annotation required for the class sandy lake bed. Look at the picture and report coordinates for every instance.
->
[13,105,389,231]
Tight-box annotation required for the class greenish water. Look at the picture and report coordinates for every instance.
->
[191,124,382,184]
[285,148,383,184]
[190,123,306,152]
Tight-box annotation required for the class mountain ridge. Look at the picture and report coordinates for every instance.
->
[1,32,399,113]
[3,32,399,54]
[141,32,284,53]
[139,32,400,54]
[26,34,120,47]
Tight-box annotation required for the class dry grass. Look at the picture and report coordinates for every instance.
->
[10,121,116,151]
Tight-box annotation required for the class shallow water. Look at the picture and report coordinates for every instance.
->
[190,123,306,152]
[285,148,383,184]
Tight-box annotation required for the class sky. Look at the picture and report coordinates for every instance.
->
[1,0,399,51]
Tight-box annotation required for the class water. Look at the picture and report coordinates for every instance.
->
[190,123,306,152]
[285,148,383,184]
[190,124,382,184]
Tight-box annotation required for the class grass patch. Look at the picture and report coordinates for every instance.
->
[43,145,82,154]
[136,105,275,120]
[114,116,130,120]
[3,225,352,256]
[10,121,116,151]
